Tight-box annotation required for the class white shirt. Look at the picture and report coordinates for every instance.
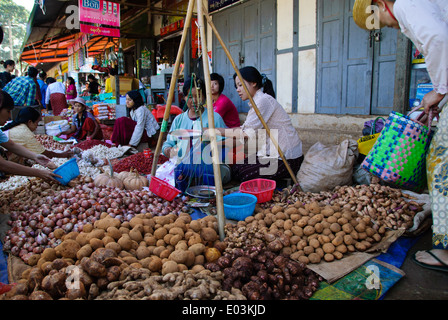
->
[45,81,66,105]
[129,106,160,147]
[394,0,448,95]
[242,89,303,160]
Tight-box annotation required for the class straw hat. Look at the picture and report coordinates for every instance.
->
[353,0,385,30]
[69,97,89,109]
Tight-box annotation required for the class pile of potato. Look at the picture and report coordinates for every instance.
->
[331,184,422,230]
[2,212,225,300]
[228,201,386,265]
[264,183,424,232]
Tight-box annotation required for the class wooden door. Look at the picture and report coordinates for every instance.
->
[317,0,398,115]
[212,0,276,112]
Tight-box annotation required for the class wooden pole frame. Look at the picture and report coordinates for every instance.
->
[202,5,298,185]
[150,0,300,242]
[196,0,225,240]
[151,0,195,177]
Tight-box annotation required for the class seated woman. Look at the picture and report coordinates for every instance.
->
[210,73,241,128]
[217,66,304,182]
[57,97,103,141]
[111,90,159,149]
[162,77,230,191]
[1,107,73,164]
[0,89,60,182]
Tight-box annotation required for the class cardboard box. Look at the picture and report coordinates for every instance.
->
[43,115,64,125]
[111,76,140,96]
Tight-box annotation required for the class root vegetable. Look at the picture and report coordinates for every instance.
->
[162,261,178,275]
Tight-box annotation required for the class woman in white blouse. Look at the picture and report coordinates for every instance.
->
[216,66,304,182]
[354,0,447,113]
[111,90,159,149]
[354,0,448,271]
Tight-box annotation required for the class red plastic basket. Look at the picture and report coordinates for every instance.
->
[239,179,276,203]
[149,176,181,201]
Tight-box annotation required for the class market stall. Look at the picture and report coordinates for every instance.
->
[0,0,436,303]
[0,137,430,300]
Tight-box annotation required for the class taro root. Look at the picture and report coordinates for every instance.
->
[41,271,67,298]
[206,245,322,300]
[29,290,53,300]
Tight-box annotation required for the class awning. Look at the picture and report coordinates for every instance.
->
[19,0,189,69]
[21,33,118,65]
[19,0,119,68]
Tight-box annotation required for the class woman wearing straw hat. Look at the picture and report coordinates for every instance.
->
[354,0,448,271]
[57,97,103,141]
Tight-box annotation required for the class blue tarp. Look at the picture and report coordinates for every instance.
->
[0,241,8,284]
[376,235,421,269]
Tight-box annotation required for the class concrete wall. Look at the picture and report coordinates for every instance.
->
[275,0,375,154]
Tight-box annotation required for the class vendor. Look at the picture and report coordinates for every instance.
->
[45,77,68,116]
[1,107,73,164]
[110,90,159,149]
[57,97,103,141]
[353,0,448,271]
[66,77,77,100]
[0,89,60,181]
[81,74,100,97]
[162,77,230,190]
[0,60,15,89]
[104,68,118,95]
[216,66,304,182]
[37,70,47,109]
[210,73,241,128]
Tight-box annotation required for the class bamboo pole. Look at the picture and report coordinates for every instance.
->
[202,6,299,186]
[150,0,195,177]
[196,0,226,241]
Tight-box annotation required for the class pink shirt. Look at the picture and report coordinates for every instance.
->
[66,84,77,100]
[213,94,240,128]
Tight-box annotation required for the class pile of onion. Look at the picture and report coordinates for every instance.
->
[3,183,190,263]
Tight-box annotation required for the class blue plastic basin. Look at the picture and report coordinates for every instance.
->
[223,193,258,221]
[53,158,80,185]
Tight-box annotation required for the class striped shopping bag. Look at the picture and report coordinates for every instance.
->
[361,107,435,191]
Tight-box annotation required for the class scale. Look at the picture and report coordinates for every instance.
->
[185,185,216,199]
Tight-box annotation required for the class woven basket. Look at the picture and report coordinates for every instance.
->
[361,108,435,191]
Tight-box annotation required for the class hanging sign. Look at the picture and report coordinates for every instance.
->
[141,49,151,69]
[78,0,120,27]
[67,33,89,56]
[80,24,120,37]
[160,19,184,37]
[191,18,201,59]
[208,0,241,13]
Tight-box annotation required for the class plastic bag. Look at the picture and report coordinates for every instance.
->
[358,117,385,156]
[155,157,177,186]
[45,120,70,136]
[297,139,359,193]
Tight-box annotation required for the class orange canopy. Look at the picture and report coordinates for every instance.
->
[20,33,118,65]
